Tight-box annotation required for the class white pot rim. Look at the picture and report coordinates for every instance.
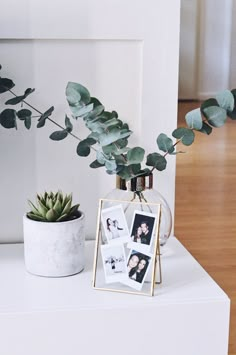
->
[23,210,85,225]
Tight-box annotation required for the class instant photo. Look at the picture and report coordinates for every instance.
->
[122,250,152,291]
[128,210,157,253]
[101,204,130,244]
[101,244,127,283]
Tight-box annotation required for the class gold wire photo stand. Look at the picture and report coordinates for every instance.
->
[92,198,162,296]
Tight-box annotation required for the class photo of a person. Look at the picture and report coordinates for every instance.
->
[129,210,157,253]
[106,218,123,239]
[122,250,152,291]
[101,205,129,244]
[101,244,127,283]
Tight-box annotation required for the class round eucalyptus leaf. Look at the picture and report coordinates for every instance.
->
[72,103,94,117]
[146,153,167,171]
[99,127,120,146]
[185,108,203,130]
[76,141,91,157]
[216,90,234,112]
[66,82,90,106]
[0,78,15,93]
[127,147,145,164]
[228,89,236,120]
[156,133,174,153]
[0,109,17,129]
[17,109,32,120]
[201,98,219,112]
[49,130,68,141]
[172,127,195,146]
[203,106,227,127]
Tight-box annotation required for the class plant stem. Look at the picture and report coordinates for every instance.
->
[8,89,98,152]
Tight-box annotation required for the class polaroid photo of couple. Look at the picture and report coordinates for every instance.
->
[100,244,152,291]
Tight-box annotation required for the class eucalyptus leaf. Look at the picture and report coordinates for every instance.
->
[0,77,15,93]
[172,127,195,146]
[90,160,105,168]
[17,109,32,120]
[99,127,120,146]
[72,103,94,117]
[201,98,219,112]
[185,108,203,130]
[228,89,236,120]
[37,106,54,128]
[198,122,213,135]
[118,164,141,180]
[105,159,117,171]
[24,117,31,129]
[216,90,234,112]
[156,133,175,153]
[146,153,167,171]
[5,88,35,105]
[66,82,91,106]
[202,106,227,127]
[76,141,91,157]
[49,130,68,141]
[65,115,73,133]
[0,109,17,129]
[127,147,145,164]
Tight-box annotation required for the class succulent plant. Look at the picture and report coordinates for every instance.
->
[27,191,80,222]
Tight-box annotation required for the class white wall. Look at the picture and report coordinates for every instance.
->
[179,0,233,100]
[0,0,180,243]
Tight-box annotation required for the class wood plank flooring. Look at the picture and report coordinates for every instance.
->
[175,101,236,355]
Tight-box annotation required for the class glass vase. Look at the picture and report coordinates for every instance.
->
[105,174,172,247]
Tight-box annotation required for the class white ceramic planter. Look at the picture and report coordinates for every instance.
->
[23,212,85,277]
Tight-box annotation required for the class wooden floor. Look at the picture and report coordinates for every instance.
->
[175,101,236,355]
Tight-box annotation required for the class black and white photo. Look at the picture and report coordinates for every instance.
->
[101,244,127,283]
[101,204,129,244]
[122,250,152,291]
[128,210,157,253]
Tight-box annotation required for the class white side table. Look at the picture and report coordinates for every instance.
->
[0,237,230,355]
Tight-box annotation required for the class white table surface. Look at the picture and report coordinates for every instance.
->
[0,237,230,355]
[0,237,229,313]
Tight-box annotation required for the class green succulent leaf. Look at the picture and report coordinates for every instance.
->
[216,90,234,112]
[172,127,195,146]
[5,88,35,105]
[69,204,80,216]
[65,115,73,133]
[27,212,45,221]
[0,77,15,93]
[50,130,68,141]
[146,153,167,171]
[0,109,17,129]
[46,208,58,222]
[127,147,145,164]
[202,106,227,127]
[185,108,203,130]
[90,160,105,168]
[198,122,213,135]
[156,133,175,153]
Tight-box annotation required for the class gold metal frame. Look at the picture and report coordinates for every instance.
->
[92,198,162,296]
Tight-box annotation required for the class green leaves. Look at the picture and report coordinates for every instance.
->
[118,164,141,180]
[216,90,234,112]
[0,77,15,93]
[66,82,91,106]
[172,127,195,146]
[126,147,145,164]
[228,89,236,120]
[76,138,96,157]
[202,106,227,127]
[17,109,32,129]
[50,130,68,141]
[156,133,174,153]
[5,88,35,105]
[37,106,54,128]
[146,153,167,171]
[185,108,203,130]
[0,109,17,129]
